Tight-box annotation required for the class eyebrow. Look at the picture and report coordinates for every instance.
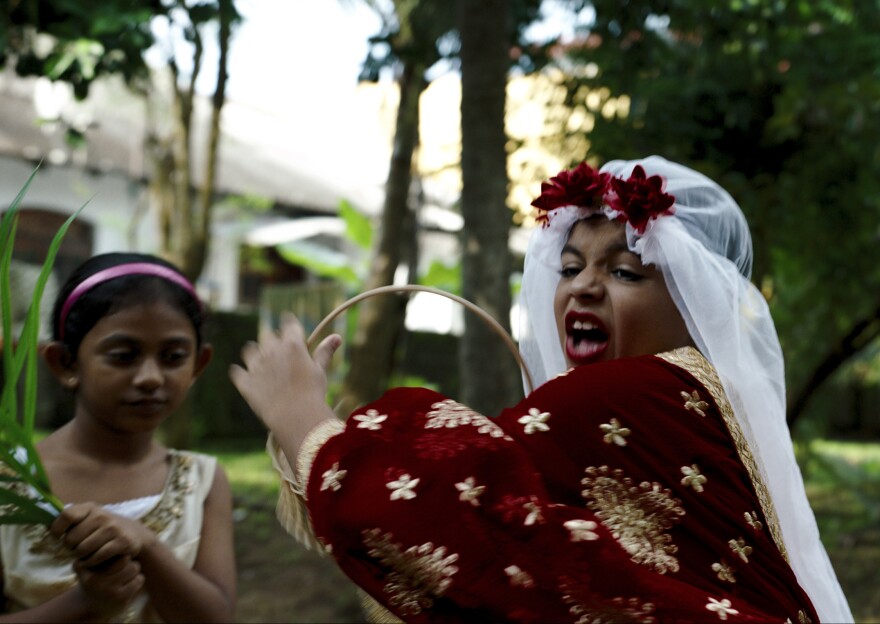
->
[96,333,194,347]
[560,241,633,258]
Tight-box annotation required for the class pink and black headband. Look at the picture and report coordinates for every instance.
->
[58,262,200,339]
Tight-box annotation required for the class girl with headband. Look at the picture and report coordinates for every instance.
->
[0,252,236,622]
[231,156,851,623]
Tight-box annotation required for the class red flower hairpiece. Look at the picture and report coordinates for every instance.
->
[530,162,610,227]
[531,162,675,233]
[606,165,675,234]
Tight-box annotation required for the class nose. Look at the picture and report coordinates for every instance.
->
[133,358,162,390]
[568,267,605,300]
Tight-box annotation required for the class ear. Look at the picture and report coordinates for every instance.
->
[41,341,79,391]
[191,343,214,383]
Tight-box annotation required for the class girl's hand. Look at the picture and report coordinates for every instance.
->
[74,554,145,614]
[50,503,157,568]
[230,312,341,441]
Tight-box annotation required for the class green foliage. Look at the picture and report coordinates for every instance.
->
[276,241,360,286]
[547,0,880,421]
[338,200,373,250]
[2,0,165,98]
[0,167,78,524]
[419,259,460,294]
[357,0,548,83]
[275,199,376,286]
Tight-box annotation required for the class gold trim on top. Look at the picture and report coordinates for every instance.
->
[655,347,788,562]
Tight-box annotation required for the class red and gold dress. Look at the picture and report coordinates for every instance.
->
[269,347,817,623]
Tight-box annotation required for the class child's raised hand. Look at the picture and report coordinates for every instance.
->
[73,554,145,614]
[230,312,342,463]
[230,312,341,434]
[50,503,157,568]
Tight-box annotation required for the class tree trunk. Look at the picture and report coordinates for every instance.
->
[458,0,521,415]
[156,2,234,447]
[337,61,425,417]
[787,300,880,427]
[188,0,232,281]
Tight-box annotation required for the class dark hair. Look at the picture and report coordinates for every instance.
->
[52,252,206,359]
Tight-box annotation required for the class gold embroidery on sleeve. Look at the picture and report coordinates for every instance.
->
[600,418,631,446]
[561,582,657,624]
[680,464,707,492]
[564,519,600,542]
[320,463,347,492]
[706,597,739,620]
[711,559,736,583]
[727,537,753,563]
[681,390,709,416]
[744,510,763,531]
[504,565,535,588]
[425,400,512,440]
[656,347,788,562]
[386,474,420,501]
[454,477,485,506]
[353,409,388,430]
[362,528,459,616]
[581,465,685,574]
[518,407,551,434]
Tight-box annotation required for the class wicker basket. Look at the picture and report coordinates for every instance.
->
[307,284,535,394]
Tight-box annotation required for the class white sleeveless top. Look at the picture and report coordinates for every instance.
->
[0,450,216,623]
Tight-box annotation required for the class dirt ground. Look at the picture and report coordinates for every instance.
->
[233,498,364,623]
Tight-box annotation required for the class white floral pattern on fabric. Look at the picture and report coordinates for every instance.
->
[680,464,707,492]
[362,528,459,616]
[353,409,388,430]
[681,390,709,417]
[504,565,535,588]
[454,477,485,507]
[600,418,631,446]
[564,519,600,542]
[711,560,736,583]
[387,474,420,501]
[425,400,512,440]
[706,597,739,620]
[522,501,543,526]
[744,511,763,531]
[518,407,551,434]
[728,537,753,563]
[320,462,348,492]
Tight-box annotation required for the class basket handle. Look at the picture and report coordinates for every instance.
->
[307,284,535,394]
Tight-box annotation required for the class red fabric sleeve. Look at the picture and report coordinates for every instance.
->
[306,354,818,623]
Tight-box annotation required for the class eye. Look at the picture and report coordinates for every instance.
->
[559,265,582,279]
[162,349,191,366]
[106,349,138,364]
[612,267,643,282]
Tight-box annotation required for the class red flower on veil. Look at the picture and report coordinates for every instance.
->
[530,162,610,226]
[606,165,676,234]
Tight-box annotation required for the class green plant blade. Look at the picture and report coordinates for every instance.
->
[0,486,58,525]
[0,164,69,521]
[18,205,84,435]
[0,214,20,423]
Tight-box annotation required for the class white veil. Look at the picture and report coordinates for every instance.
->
[518,155,852,623]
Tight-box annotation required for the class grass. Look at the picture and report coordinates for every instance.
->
[206,436,880,623]
[798,440,880,623]
[200,439,363,623]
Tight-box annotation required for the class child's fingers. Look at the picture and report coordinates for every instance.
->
[77,538,135,567]
[279,311,307,346]
[49,503,94,537]
[313,334,342,373]
[238,340,260,368]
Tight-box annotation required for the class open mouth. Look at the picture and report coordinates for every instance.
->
[565,313,609,364]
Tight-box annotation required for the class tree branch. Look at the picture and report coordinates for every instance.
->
[787,300,880,427]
